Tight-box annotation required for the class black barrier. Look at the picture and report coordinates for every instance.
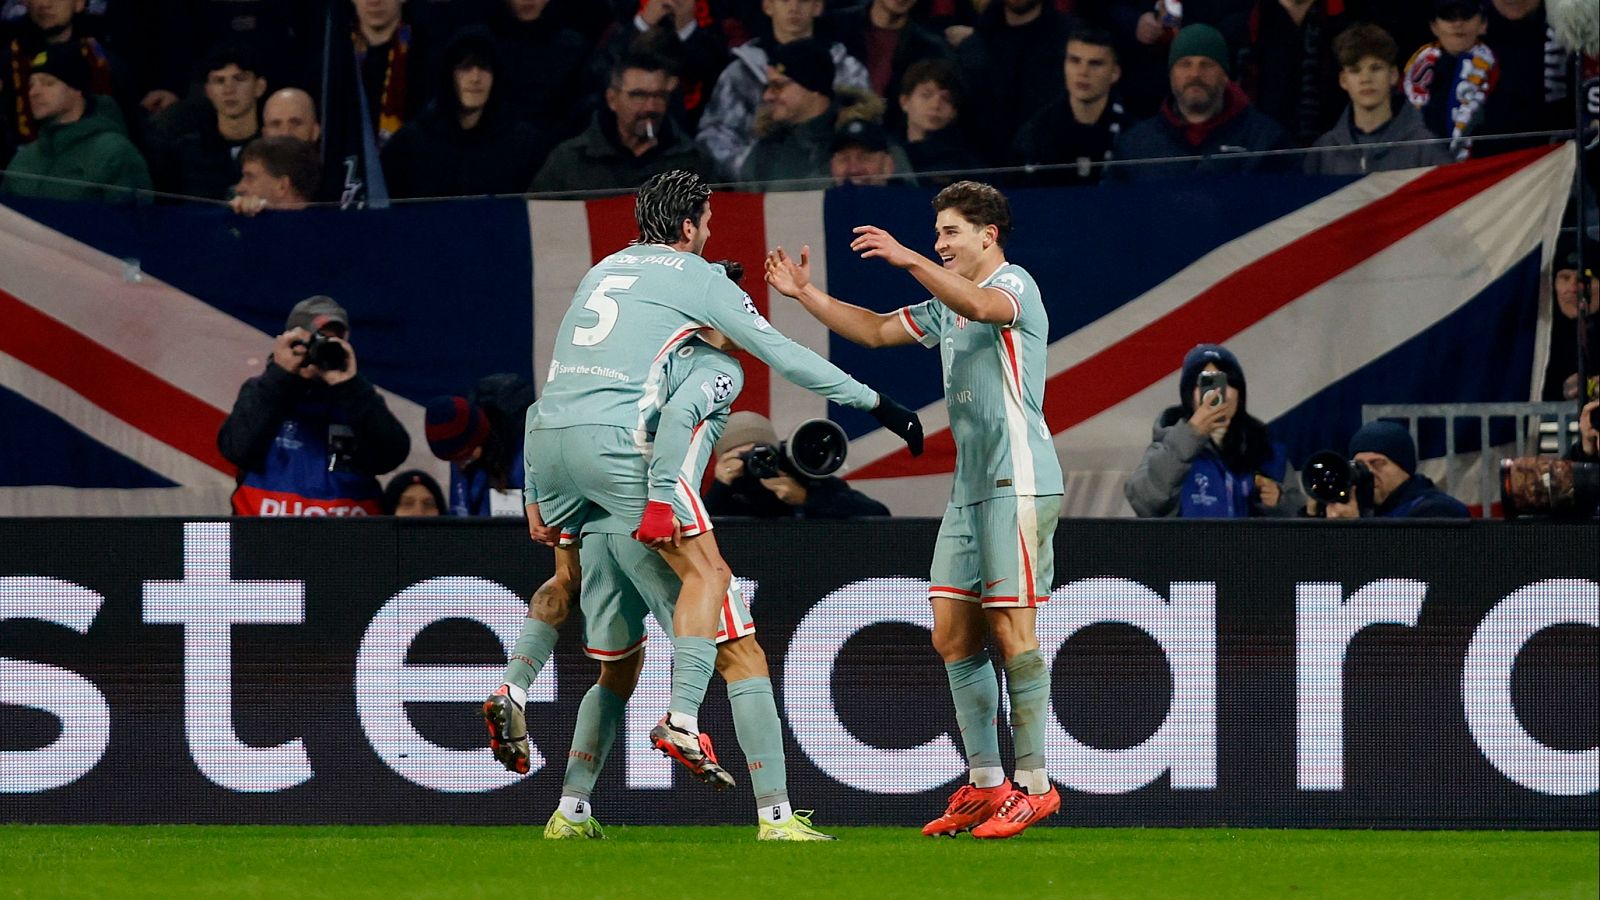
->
[1,519,1595,828]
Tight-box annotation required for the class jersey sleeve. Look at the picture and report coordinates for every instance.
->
[649,352,744,505]
[984,269,1026,329]
[695,275,879,411]
[897,299,943,348]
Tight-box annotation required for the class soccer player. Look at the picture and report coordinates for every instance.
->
[764,181,1064,839]
[542,334,833,841]
[500,169,922,790]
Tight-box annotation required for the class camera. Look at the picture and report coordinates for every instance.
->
[1196,370,1227,408]
[1500,457,1600,518]
[299,331,349,372]
[1300,450,1375,511]
[740,419,849,480]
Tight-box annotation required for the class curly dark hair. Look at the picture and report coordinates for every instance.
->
[635,169,711,245]
[932,180,1013,247]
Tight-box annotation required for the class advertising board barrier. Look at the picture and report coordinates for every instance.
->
[2,519,1595,828]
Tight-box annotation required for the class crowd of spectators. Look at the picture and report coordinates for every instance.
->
[0,0,1589,205]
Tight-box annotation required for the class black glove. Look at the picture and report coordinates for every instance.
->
[871,393,923,456]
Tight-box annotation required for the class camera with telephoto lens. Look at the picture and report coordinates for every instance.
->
[740,419,849,480]
[300,331,349,372]
[1300,450,1376,512]
[1499,457,1600,519]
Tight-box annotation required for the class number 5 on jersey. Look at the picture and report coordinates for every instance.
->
[572,275,638,347]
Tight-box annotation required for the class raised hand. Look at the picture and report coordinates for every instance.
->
[849,226,920,269]
[764,245,812,297]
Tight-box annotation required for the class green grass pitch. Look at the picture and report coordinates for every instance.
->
[1,825,1594,899]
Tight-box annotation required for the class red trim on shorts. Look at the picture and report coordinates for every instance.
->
[1018,524,1037,607]
[930,584,980,598]
[585,634,648,659]
[679,477,710,532]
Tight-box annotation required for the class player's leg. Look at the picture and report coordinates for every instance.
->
[649,530,734,781]
[711,586,835,840]
[971,494,1063,840]
[923,503,1012,836]
[547,651,644,840]
[486,541,579,775]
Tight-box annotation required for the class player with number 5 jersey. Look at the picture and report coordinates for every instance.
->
[525,171,924,794]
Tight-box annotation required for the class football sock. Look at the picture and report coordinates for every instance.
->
[728,676,789,811]
[1005,649,1050,775]
[557,794,591,824]
[759,801,794,825]
[669,635,717,723]
[561,684,625,800]
[945,651,1002,773]
[503,618,560,703]
[970,767,1007,789]
[1015,768,1051,796]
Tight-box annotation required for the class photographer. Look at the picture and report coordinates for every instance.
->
[1125,344,1292,518]
[1317,422,1469,519]
[705,411,890,519]
[217,296,411,516]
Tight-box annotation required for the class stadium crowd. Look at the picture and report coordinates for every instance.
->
[0,0,1590,204]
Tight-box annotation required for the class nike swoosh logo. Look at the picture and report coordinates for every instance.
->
[984,579,1006,590]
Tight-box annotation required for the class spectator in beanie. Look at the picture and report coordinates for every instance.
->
[1125,343,1293,518]
[1,45,149,202]
[1320,421,1470,518]
[424,375,532,517]
[381,469,448,516]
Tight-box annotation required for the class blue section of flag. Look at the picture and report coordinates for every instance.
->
[1272,249,1543,467]
[5,197,535,405]
[0,385,176,488]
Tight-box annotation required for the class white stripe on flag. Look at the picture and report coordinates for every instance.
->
[762,191,830,436]
[529,200,594,394]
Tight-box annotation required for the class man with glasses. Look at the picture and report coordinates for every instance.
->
[530,51,714,195]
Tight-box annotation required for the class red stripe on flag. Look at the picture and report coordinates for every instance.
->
[851,145,1559,480]
[0,288,234,475]
[583,191,771,416]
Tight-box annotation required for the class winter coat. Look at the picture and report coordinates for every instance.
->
[1125,408,1293,518]
[1305,97,1452,175]
[1009,96,1131,187]
[530,109,714,195]
[217,361,411,517]
[151,118,252,200]
[740,103,840,191]
[1373,473,1470,518]
[695,36,870,179]
[1111,83,1293,182]
[955,0,1073,162]
[1,98,150,202]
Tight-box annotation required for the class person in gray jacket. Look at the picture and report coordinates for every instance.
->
[1305,23,1453,176]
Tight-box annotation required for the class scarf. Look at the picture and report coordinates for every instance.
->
[8,36,112,143]
[353,23,411,145]
[1403,42,1498,160]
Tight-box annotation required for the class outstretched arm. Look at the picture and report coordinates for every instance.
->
[764,245,917,348]
[848,226,1016,325]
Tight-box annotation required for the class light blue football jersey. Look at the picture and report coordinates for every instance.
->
[898,262,1063,506]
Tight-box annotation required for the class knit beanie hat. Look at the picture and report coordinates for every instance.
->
[1348,421,1417,474]
[425,396,491,462]
[1168,24,1231,75]
[768,39,835,99]
[1178,343,1246,408]
[29,48,92,95]
[713,411,779,456]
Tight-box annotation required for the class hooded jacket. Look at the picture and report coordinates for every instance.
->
[1305,96,1452,175]
[529,105,714,195]
[1,96,150,202]
[695,35,870,179]
[381,28,549,198]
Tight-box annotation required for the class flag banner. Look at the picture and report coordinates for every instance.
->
[2,145,1573,516]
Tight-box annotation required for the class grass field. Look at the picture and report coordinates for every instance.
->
[1,825,1594,899]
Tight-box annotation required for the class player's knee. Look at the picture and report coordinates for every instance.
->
[715,636,767,680]
[598,654,643,699]
[989,615,1039,661]
[931,624,983,662]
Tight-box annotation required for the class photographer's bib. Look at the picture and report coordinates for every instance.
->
[232,417,382,516]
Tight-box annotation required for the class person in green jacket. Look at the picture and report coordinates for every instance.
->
[1,47,151,203]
